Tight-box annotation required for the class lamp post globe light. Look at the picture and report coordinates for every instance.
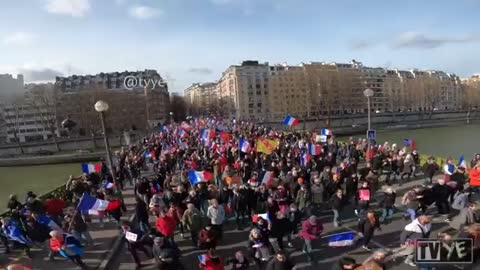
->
[94,100,117,186]
[94,100,109,112]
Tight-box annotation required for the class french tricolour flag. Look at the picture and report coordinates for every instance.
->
[188,170,213,185]
[458,155,467,168]
[81,163,102,174]
[320,128,333,136]
[283,115,299,127]
[103,182,115,189]
[200,129,215,140]
[36,214,62,231]
[308,144,321,156]
[252,213,270,223]
[239,138,250,153]
[260,171,273,186]
[300,153,310,167]
[328,232,355,247]
[77,192,121,215]
[198,254,207,265]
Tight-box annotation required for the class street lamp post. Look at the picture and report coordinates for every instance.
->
[94,100,117,185]
[169,111,173,123]
[363,88,374,148]
[363,88,374,130]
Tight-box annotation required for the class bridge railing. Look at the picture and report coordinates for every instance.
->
[0,183,69,219]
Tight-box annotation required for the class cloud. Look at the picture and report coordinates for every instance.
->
[2,32,34,45]
[17,67,64,82]
[391,32,478,49]
[188,67,213,75]
[128,5,162,19]
[349,40,371,50]
[45,0,91,17]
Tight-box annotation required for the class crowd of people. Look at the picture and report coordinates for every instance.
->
[1,117,480,270]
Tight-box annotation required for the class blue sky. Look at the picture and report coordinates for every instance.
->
[1,0,479,93]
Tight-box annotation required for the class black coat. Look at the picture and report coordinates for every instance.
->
[266,259,294,270]
[329,194,346,210]
[423,163,439,178]
[270,217,292,238]
[231,191,247,212]
[379,192,396,208]
[135,199,149,223]
[432,184,451,202]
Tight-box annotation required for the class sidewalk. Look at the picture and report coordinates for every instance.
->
[0,186,136,270]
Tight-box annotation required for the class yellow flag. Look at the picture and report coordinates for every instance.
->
[256,137,279,154]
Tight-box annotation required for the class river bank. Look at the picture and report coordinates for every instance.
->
[339,124,480,159]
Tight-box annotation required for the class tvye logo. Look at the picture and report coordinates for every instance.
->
[415,239,473,264]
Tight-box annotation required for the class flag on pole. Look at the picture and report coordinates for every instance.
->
[403,139,412,146]
[81,163,102,174]
[252,213,270,223]
[411,139,417,150]
[200,129,215,140]
[36,214,62,231]
[308,144,322,156]
[77,192,121,214]
[260,171,273,186]
[239,138,250,153]
[198,254,207,265]
[102,182,115,189]
[327,232,355,247]
[458,155,467,168]
[3,220,32,246]
[283,115,299,127]
[300,153,310,167]
[320,128,333,136]
[256,137,279,155]
[188,170,213,185]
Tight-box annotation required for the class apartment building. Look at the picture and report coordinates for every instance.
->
[55,70,165,92]
[184,82,218,115]
[54,70,170,134]
[269,65,308,119]
[216,61,271,120]
[187,60,466,121]
[0,74,25,100]
[1,99,56,143]
[462,74,480,109]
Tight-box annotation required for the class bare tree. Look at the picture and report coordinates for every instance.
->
[0,100,25,154]
[422,74,442,119]
[27,86,60,151]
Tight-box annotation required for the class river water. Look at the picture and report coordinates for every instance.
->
[340,124,480,160]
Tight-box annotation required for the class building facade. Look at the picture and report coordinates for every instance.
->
[188,60,465,121]
[55,70,169,135]
[2,98,56,143]
[184,82,218,115]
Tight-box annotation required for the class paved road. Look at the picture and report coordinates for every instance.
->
[0,187,137,270]
[109,174,476,270]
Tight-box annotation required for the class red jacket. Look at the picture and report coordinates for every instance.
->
[469,167,480,187]
[299,219,323,240]
[155,215,177,237]
[45,198,66,216]
[201,256,225,270]
[49,238,63,252]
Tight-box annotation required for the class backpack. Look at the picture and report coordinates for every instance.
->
[452,193,467,210]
